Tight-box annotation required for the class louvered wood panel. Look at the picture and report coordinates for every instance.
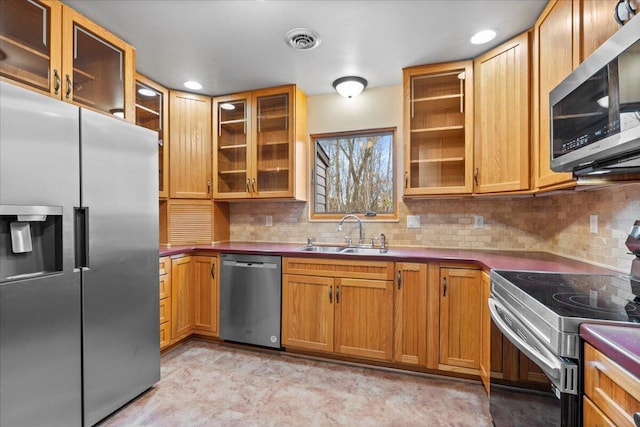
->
[167,200,212,245]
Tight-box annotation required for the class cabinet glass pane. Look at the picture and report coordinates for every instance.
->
[135,82,163,192]
[409,71,466,189]
[217,99,248,194]
[72,25,124,115]
[0,0,52,92]
[256,93,289,193]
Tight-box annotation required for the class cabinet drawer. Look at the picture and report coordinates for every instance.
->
[159,274,171,300]
[283,257,394,281]
[160,322,170,349]
[583,396,615,427]
[584,343,640,427]
[159,256,171,276]
[160,298,170,325]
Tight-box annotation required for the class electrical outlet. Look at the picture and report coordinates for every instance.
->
[407,215,420,229]
[474,215,484,229]
[590,214,598,234]
[266,215,273,227]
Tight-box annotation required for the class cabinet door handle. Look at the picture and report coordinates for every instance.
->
[65,74,72,99]
[251,177,256,193]
[246,178,251,193]
[207,179,211,194]
[336,285,340,304]
[329,286,333,304]
[210,263,215,279]
[404,171,408,189]
[443,277,447,297]
[397,270,402,290]
[474,168,479,186]
[53,69,61,95]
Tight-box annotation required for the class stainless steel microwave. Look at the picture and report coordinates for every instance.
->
[550,16,640,176]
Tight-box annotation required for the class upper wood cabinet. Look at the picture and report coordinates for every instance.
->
[136,74,169,198]
[0,0,136,122]
[474,32,531,194]
[213,84,308,201]
[533,0,620,191]
[403,61,474,196]
[169,91,212,199]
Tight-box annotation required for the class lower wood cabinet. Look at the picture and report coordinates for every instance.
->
[171,256,194,341]
[159,256,172,349]
[394,263,428,366]
[584,343,640,427]
[480,271,491,393]
[282,257,394,361]
[438,266,483,374]
[193,255,219,337]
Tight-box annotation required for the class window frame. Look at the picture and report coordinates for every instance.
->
[309,127,398,221]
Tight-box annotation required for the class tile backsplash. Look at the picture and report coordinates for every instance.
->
[229,183,640,272]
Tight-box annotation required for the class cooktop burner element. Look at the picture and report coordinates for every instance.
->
[495,270,640,323]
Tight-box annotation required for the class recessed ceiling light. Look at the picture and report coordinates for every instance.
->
[470,29,497,45]
[220,103,236,111]
[138,87,157,97]
[184,81,203,90]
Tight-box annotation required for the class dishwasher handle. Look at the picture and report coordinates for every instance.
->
[222,260,278,269]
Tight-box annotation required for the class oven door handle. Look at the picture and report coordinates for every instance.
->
[488,298,578,395]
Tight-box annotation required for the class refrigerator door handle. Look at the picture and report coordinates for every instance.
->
[74,207,90,270]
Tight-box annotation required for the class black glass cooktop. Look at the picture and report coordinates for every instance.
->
[494,270,640,323]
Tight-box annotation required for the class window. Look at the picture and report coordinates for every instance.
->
[311,128,396,219]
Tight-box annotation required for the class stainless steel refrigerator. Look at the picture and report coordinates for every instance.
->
[0,81,160,426]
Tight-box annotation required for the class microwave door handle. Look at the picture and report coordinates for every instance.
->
[488,298,564,385]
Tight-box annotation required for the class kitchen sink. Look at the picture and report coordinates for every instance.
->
[295,246,390,255]
[295,245,344,253]
[339,247,390,255]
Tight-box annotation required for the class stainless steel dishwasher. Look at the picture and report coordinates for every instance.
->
[219,253,282,349]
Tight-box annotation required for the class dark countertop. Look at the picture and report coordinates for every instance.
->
[581,323,640,378]
[159,242,618,274]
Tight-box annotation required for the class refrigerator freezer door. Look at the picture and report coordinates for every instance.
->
[79,108,160,425]
[0,82,82,426]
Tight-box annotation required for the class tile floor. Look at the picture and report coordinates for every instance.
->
[99,340,492,426]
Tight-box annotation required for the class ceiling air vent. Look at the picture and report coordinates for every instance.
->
[285,28,321,51]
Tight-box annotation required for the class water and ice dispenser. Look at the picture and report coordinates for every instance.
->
[0,205,63,282]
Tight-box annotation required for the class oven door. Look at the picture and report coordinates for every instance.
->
[488,297,580,427]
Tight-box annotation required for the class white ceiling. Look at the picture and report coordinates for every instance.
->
[61,0,548,96]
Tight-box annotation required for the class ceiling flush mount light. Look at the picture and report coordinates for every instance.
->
[285,28,321,51]
[184,81,202,90]
[138,87,157,97]
[332,76,368,98]
[470,29,497,45]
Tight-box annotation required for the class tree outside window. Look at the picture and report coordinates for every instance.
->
[312,128,396,218]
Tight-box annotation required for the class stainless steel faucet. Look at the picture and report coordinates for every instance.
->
[338,214,364,245]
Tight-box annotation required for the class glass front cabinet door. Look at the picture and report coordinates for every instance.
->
[0,1,135,122]
[135,74,168,198]
[0,0,62,95]
[213,93,251,198]
[62,6,135,121]
[213,85,307,200]
[403,61,474,196]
